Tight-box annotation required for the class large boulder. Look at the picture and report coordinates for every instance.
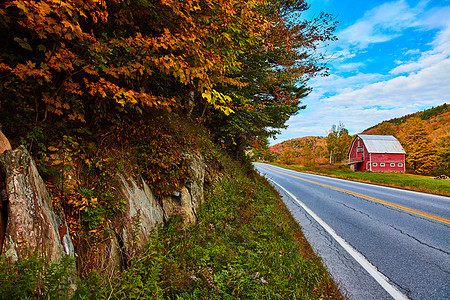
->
[0,146,74,263]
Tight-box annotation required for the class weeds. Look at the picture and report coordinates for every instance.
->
[0,254,75,300]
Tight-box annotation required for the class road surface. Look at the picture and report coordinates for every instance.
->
[254,163,450,300]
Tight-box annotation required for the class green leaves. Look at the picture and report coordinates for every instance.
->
[13,37,32,51]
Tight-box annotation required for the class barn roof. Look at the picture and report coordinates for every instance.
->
[357,134,406,154]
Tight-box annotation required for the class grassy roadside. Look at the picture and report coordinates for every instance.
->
[0,157,343,299]
[269,163,450,197]
[73,159,343,299]
[150,160,343,299]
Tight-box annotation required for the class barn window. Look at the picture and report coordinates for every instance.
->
[390,163,395,167]
[398,163,403,167]
[380,163,385,167]
[373,163,377,166]
[357,147,363,153]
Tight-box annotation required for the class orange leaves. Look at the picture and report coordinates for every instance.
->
[10,60,52,81]
[1,0,297,128]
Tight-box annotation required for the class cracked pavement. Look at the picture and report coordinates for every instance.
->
[255,163,450,300]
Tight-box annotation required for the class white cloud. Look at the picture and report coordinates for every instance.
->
[276,58,449,144]
[390,6,450,74]
[390,53,447,74]
[338,0,424,49]
[337,62,366,71]
[272,2,450,145]
[326,59,450,106]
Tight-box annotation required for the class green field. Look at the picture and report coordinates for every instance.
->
[270,163,450,197]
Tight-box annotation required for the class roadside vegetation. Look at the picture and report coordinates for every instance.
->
[0,158,343,299]
[270,163,450,197]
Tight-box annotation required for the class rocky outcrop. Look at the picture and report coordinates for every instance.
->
[110,151,207,265]
[111,174,165,264]
[0,139,216,276]
[162,152,205,224]
[0,146,74,263]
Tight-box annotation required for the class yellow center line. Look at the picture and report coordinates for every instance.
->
[259,165,450,225]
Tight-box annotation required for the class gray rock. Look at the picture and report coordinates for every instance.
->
[115,174,165,253]
[0,146,74,262]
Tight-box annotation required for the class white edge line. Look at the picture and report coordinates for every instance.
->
[258,163,449,200]
[268,178,408,300]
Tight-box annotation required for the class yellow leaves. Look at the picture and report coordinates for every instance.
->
[202,91,212,103]
[68,113,85,122]
[11,60,52,81]
[114,89,138,106]
[52,160,63,166]
[202,89,234,116]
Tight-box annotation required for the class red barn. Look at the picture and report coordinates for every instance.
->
[348,134,406,172]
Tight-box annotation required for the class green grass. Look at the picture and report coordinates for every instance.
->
[157,162,341,299]
[73,159,342,299]
[270,163,450,196]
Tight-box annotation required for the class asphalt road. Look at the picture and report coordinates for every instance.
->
[254,163,450,300]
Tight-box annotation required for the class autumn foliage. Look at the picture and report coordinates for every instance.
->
[365,104,450,175]
[0,0,336,158]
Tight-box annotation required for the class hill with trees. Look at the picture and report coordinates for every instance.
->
[363,104,449,175]
[270,136,328,165]
[268,104,449,175]
[363,103,450,139]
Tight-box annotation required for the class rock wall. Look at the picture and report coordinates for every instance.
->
[109,151,207,266]
[0,134,214,275]
[0,146,74,263]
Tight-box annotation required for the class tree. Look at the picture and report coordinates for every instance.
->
[398,117,438,175]
[251,138,274,162]
[373,121,396,136]
[0,0,271,137]
[0,0,336,160]
[326,122,352,163]
[435,133,450,175]
[279,147,296,165]
[203,0,337,158]
[302,142,314,167]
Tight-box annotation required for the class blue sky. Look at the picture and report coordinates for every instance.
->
[271,0,450,145]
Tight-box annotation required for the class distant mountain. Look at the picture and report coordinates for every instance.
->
[363,103,450,139]
[270,136,328,164]
[270,103,449,165]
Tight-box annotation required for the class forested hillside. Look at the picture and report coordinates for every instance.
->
[270,136,328,165]
[268,104,449,175]
[363,104,449,174]
[363,103,450,139]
